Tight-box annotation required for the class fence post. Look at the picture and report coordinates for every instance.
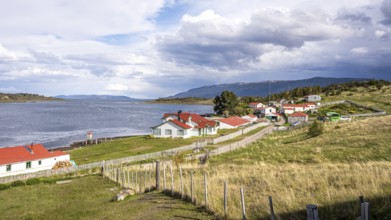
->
[116,168,119,184]
[306,204,319,220]
[144,170,147,193]
[155,161,160,190]
[170,163,174,195]
[127,170,130,188]
[180,166,184,199]
[163,162,167,190]
[361,202,370,220]
[224,181,228,218]
[204,173,208,210]
[240,188,246,220]
[269,196,275,220]
[135,171,138,193]
[191,171,194,204]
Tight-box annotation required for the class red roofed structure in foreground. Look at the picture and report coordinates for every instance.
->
[0,144,70,177]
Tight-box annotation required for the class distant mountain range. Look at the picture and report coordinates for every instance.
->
[55,95,141,100]
[169,77,370,98]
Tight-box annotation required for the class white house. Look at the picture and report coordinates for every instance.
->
[303,95,321,102]
[281,104,312,114]
[152,112,218,138]
[215,116,251,129]
[0,144,70,177]
[152,119,193,139]
[249,102,265,109]
[258,106,276,114]
[287,112,309,125]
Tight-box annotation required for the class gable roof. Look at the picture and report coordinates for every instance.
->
[169,119,192,129]
[216,116,250,127]
[288,112,308,117]
[163,112,216,128]
[0,144,68,165]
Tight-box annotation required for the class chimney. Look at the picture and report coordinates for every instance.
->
[177,110,182,122]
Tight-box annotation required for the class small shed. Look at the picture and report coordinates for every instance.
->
[304,95,321,102]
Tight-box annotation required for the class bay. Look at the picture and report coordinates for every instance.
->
[0,100,213,149]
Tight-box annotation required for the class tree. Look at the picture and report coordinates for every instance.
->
[213,91,239,116]
[308,120,324,137]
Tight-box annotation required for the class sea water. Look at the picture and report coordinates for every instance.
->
[0,100,213,149]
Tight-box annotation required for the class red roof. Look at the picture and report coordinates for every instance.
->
[246,114,257,118]
[217,116,250,127]
[163,112,216,128]
[283,104,309,108]
[288,112,308,117]
[169,119,192,129]
[0,144,68,165]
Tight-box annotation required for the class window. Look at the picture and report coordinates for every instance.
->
[177,130,184,136]
[6,164,11,172]
[26,161,32,169]
[38,160,42,165]
[153,129,161,135]
[165,129,172,135]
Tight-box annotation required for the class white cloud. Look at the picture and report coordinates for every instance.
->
[351,47,369,54]
[105,83,129,92]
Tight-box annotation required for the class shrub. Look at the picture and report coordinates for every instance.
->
[10,180,25,187]
[26,178,41,185]
[308,120,324,137]
[0,183,11,191]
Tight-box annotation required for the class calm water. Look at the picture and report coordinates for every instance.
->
[0,100,213,149]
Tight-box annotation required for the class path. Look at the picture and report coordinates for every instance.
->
[125,191,216,220]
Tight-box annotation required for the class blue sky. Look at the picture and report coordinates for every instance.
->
[0,0,390,98]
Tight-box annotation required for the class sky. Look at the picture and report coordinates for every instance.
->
[0,0,390,98]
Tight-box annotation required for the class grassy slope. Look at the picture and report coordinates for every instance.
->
[321,85,391,114]
[70,136,196,165]
[0,175,215,220]
[195,115,391,219]
[0,93,61,103]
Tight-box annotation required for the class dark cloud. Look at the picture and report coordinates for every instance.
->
[381,0,391,25]
[337,10,372,24]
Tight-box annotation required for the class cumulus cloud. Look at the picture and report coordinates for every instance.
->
[351,47,369,54]
[157,8,355,72]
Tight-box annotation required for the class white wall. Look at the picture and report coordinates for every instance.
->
[218,122,236,129]
[0,154,70,177]
[152,122,192,139]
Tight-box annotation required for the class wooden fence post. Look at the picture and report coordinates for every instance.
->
[135,171,138,193]
[240,188,246,220]
[170,163,174,195]
[163,162,167,190]
[269,196,275,220]
[191,171,194,204]
[155,161,160,190]
[224,181,228,218]
[127,170,130,188]
[144,170,147,193]
[180,166,184,199]
[204,173,208,210]
[306,204,319,220]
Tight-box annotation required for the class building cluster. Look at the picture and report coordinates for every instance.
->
[249,94,322,126]
[152,111,260,139]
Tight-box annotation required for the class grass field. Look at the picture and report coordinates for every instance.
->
[321,85,391,114]
[160,115,391,219]
[69,136,197,165]
[0,175,215,220]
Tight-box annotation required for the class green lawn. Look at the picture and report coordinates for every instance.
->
[69,136,196,165]
[0,175,215,220]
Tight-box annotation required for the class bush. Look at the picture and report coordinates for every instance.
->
[26,178,41,185]
[10,180,25,187]
[308,120,324,137]
[0,183,11,191]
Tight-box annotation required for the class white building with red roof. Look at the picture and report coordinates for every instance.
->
[281,103,315,114]
[152,112,218,138]
[215,116,251,129]
[241,114,258,122]
[0,144,70,177]
[287,112,309,125]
